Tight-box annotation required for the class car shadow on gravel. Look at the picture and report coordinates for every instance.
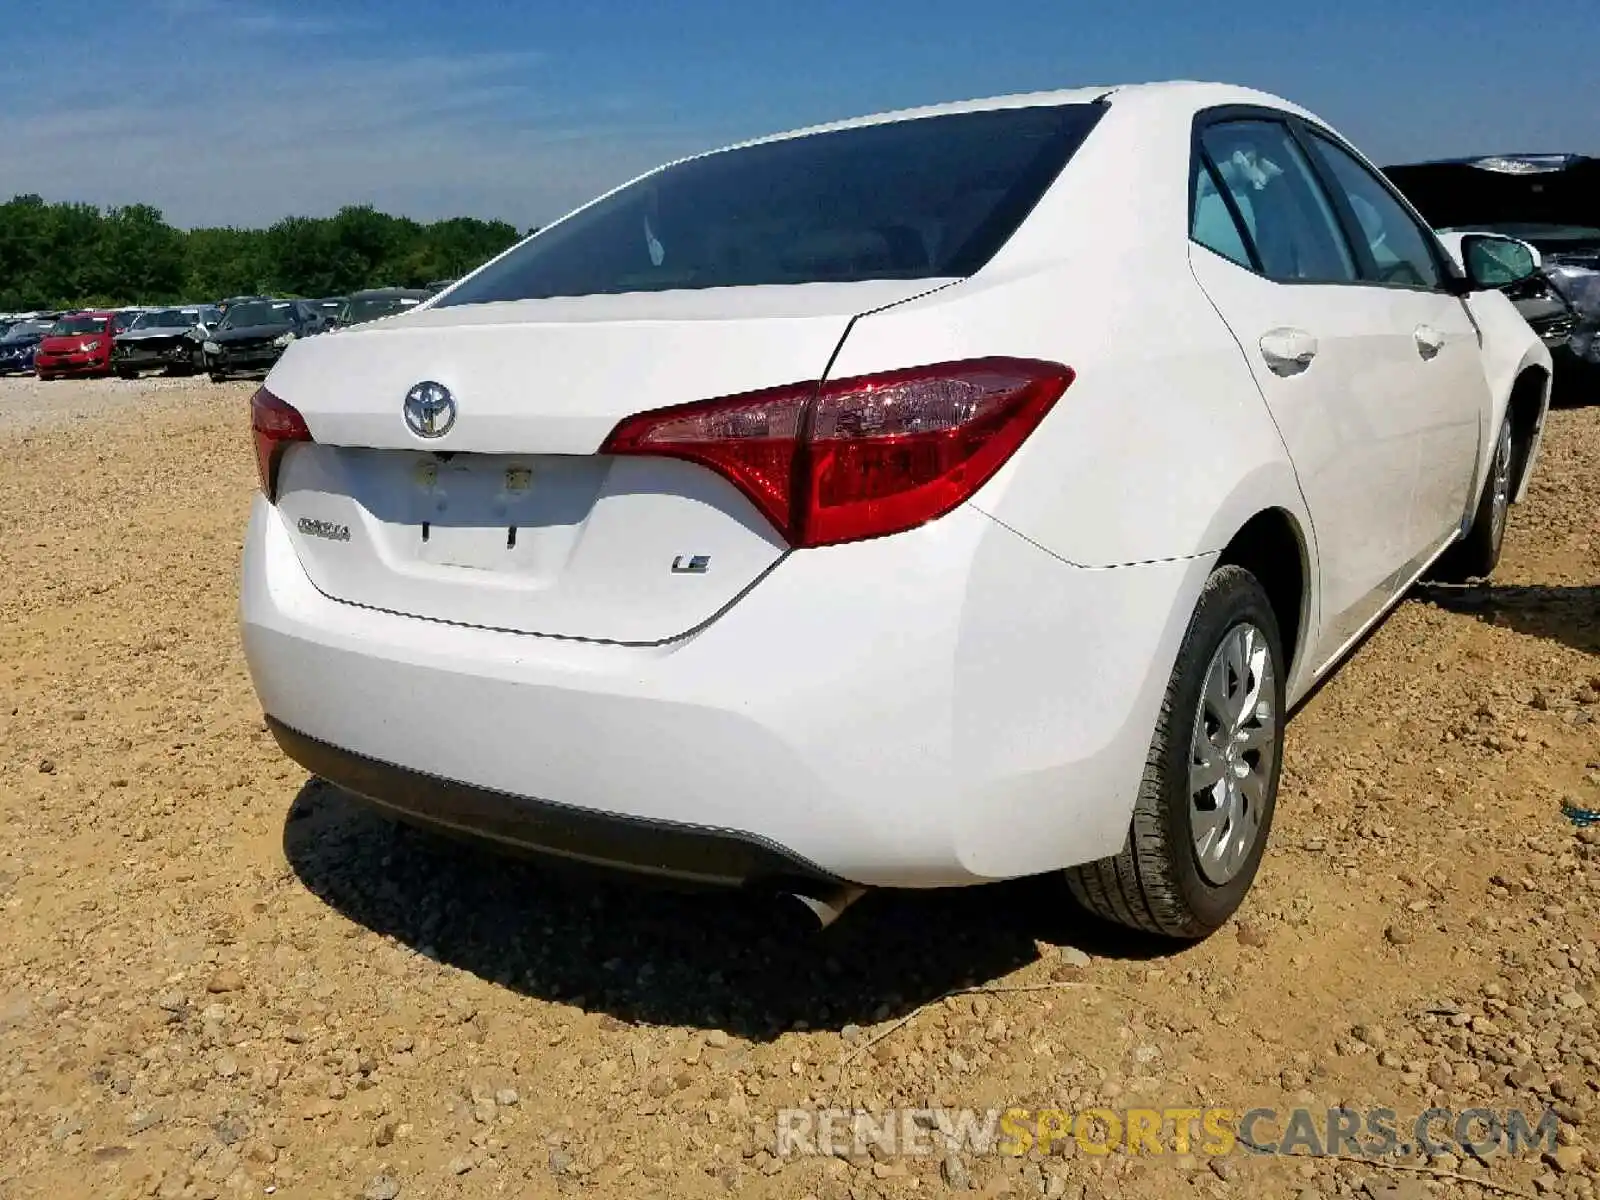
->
[1417,582,1600,657]
[282,779,1173,1039]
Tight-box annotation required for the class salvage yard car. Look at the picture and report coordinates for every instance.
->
[203,299,323,382]
[1385,153,1600,394]
[35,311,116,379]
[112,305,223,377]
[240,82,1551,939]
[335,287,430,328]
[0,316,57,375]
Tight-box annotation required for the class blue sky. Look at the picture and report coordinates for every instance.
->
[2,0,1595,229]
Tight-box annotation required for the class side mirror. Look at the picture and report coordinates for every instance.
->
[1460,234,1540,289]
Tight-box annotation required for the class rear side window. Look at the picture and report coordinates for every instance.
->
[1198,121,1357,283]
[1304,133,1443,289]
[438,104,1105,304]
[1191,160,1253,268]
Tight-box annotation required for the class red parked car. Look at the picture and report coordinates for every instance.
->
[35,311,116,379]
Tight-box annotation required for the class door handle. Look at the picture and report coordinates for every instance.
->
[1259,328,1318,376]
[1414,325,1446,359]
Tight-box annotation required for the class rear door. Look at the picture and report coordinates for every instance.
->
[1187,114,1419,659]
[1297,127,1486,555]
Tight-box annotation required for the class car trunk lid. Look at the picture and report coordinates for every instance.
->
[265,280,946,643]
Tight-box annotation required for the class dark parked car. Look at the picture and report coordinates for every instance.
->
[1384,153,1600,393]
[201,299,324,381]
[213,295,270,328]
[0,317,57,376]
[336,287,430,328]
[35,311,117,379]
[112,305,223,377]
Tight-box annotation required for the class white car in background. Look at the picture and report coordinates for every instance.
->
[240,81,1550,939]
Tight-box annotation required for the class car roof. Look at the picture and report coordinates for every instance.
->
[712,81,1313,155]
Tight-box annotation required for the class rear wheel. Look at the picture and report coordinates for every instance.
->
[1431,415,1512,583]
[209,371,226,384]
[1065,565,1284,939]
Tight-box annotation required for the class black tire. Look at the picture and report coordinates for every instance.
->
[1431,415,1512,583]
[209,371,226,384]
[116,368,138,380]
[1065,565,1286,939]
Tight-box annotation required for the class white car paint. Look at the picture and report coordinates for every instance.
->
[240,81,1549,899]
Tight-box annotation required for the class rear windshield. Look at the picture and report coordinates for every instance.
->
[437,103,1104,305]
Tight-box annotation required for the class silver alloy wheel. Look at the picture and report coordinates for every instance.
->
[1489,418,1513,550]
[1189,622,1277,886]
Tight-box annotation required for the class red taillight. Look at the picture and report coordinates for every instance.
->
[250,386,312,501]
[600,358,1073,547]
[601,380,809,539]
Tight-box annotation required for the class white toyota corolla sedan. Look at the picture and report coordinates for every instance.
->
[240,81,1551,938]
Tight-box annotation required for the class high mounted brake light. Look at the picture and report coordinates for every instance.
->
[600,358,1073,547]
[250,386,312,501]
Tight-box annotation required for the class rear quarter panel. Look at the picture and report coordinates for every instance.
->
[827,94,1312,572]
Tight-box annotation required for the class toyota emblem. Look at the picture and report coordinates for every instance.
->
[403,381,457,439]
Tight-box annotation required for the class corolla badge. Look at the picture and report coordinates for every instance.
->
[403,381,457,439]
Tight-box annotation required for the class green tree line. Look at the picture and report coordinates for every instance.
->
[0,195,530,311]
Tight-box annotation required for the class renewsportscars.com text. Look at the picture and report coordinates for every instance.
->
[775,1105,1560,1160]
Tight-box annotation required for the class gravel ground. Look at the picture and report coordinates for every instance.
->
[0,376,1596,1200]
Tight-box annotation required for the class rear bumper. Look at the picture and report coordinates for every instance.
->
[241,494,1210,888]
[268,716,843,888]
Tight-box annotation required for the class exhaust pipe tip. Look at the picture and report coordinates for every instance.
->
[787,884,867,929]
